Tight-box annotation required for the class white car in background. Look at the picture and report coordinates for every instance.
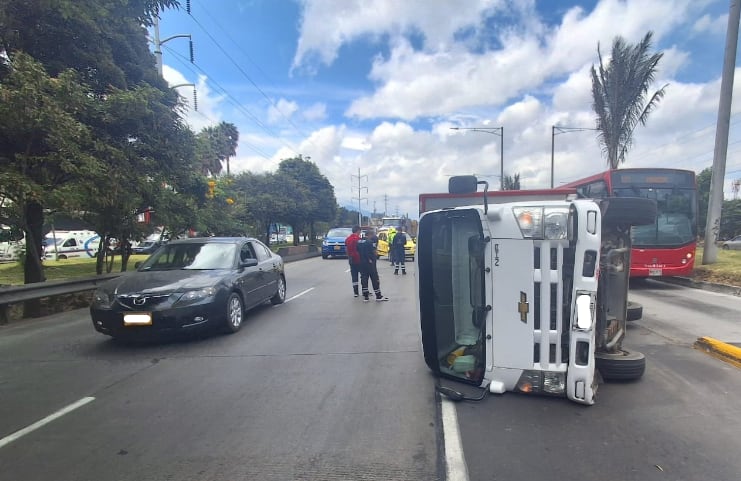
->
[721,235,741,250]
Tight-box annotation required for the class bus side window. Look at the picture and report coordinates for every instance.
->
[586,180,607,198]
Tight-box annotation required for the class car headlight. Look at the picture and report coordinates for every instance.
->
[92,289,114,309]
[322,240,328,246]
[173,287,217,306]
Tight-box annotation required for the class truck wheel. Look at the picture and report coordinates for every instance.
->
[601,197,657,227]
[627,300,643,322]
[596,350,645,381]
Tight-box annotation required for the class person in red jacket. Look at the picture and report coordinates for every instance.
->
[345,225,362,297]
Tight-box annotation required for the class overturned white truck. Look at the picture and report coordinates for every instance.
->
[416,176,656,405]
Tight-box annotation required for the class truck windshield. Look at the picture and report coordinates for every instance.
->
[418,209,485,384]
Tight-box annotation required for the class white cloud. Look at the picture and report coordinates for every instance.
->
[267,98,299,125]
[162,66,225,132]
[302,102,327,121]
[693,13,729,35]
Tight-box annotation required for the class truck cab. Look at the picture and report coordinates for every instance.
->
[416,176,656,405]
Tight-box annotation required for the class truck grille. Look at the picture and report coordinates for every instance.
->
[532,240,574,369]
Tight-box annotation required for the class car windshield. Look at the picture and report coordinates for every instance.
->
[138,242,236,270]
[327,228,352,238]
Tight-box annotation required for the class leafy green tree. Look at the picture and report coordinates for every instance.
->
[277,156,337,244]
[0,53,100,287]
[591,32,667,168]
[234,172,291,245]
[503,173,521,190]
[720,199,741,239]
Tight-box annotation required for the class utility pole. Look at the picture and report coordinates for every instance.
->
[703,0,740,264]
[152,9,194,77]
[351,169,368,226]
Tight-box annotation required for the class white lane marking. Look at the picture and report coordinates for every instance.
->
[0,396,95,449]
[286,287,314,302]
[441,398,470,481]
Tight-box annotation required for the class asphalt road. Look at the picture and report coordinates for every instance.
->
[0,257,439,481]
[455,278,741,481]
[1,260,740,481]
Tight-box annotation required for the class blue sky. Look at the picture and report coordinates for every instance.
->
[156,0,740,218]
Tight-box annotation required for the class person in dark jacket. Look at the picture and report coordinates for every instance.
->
[357,227,389,302]
[345,225,362,297]
[391,228,407,275]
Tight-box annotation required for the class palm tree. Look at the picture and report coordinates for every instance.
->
[503,173,521,190]
[591,31,667,168]
[215,121,239,175]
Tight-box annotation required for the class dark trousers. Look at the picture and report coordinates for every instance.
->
[360,263,381,298]
[349,261,361,295]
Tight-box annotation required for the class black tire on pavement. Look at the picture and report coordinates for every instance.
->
[601,197,657,227]
[271,276,286,305]
[627,300,643,322]
[322,254,328,259]
[595,349,646,381]
[224,292,244,334]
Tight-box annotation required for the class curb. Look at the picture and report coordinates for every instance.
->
[652,276,741,297]
[694,337,741,369]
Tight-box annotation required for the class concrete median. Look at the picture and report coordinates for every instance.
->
[694,337,741,369]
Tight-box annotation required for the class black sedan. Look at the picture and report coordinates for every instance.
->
[90,237,286,339]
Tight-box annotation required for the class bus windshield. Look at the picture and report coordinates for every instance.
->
[612,186,696,247]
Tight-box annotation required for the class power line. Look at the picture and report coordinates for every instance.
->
[185,4,313,142]
[163,45,290,159]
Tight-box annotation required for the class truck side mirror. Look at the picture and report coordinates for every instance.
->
[449,175,478,194]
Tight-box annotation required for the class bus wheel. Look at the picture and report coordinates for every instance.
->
[627,301,643,322]
[596,350,645,381]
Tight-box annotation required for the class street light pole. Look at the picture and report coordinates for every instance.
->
[551,125,600,188]
[450,127,504,190]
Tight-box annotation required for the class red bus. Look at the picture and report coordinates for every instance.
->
[560,168,697,277]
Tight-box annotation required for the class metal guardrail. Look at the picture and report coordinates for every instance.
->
[0,250,323,325]
[0,272,123,324]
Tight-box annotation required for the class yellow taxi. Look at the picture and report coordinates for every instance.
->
[377,228,415,260]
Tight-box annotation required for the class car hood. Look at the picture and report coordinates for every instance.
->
[324,236,347,243]
[104,270,226,295]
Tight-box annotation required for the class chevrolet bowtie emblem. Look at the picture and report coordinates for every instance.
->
[518,291,529,323]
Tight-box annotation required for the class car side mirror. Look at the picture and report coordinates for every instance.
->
[240,258,258,268]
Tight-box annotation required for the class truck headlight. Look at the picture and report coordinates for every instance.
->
[575,293,595,330]
[513,207,570,239]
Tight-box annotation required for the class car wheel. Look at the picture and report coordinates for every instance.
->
[626,300,643,322]
[58,254,67,260]
[224,292,244,334]
[271,275,286,305]
[595,349,646,381]
[722,244,729,250]
[322,254,328,259]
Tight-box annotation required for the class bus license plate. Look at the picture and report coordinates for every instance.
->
[124,313,152,326]
[648,268,662,276]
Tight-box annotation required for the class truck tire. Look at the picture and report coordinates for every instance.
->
[601,197,657,227]
[627,300,643,322]
[596,349,646,381]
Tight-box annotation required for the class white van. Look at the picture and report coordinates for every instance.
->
[0,224,25,262]
[44,230,100,261]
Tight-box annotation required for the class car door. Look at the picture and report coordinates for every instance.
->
[251,240,279,299]
[237,242,263,308]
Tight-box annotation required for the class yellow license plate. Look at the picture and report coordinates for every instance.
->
[334,246,341,250]
[124,312,152,326]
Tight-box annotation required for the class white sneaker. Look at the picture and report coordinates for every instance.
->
[375,296,389,302]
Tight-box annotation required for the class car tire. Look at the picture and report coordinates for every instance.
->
[58,254,67,260]
[224,292,244,334]
[322,254,328,259]
[627,300,643,322]
[271,276,286,305]
[595,349,646,381]
[722,244,729,250]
